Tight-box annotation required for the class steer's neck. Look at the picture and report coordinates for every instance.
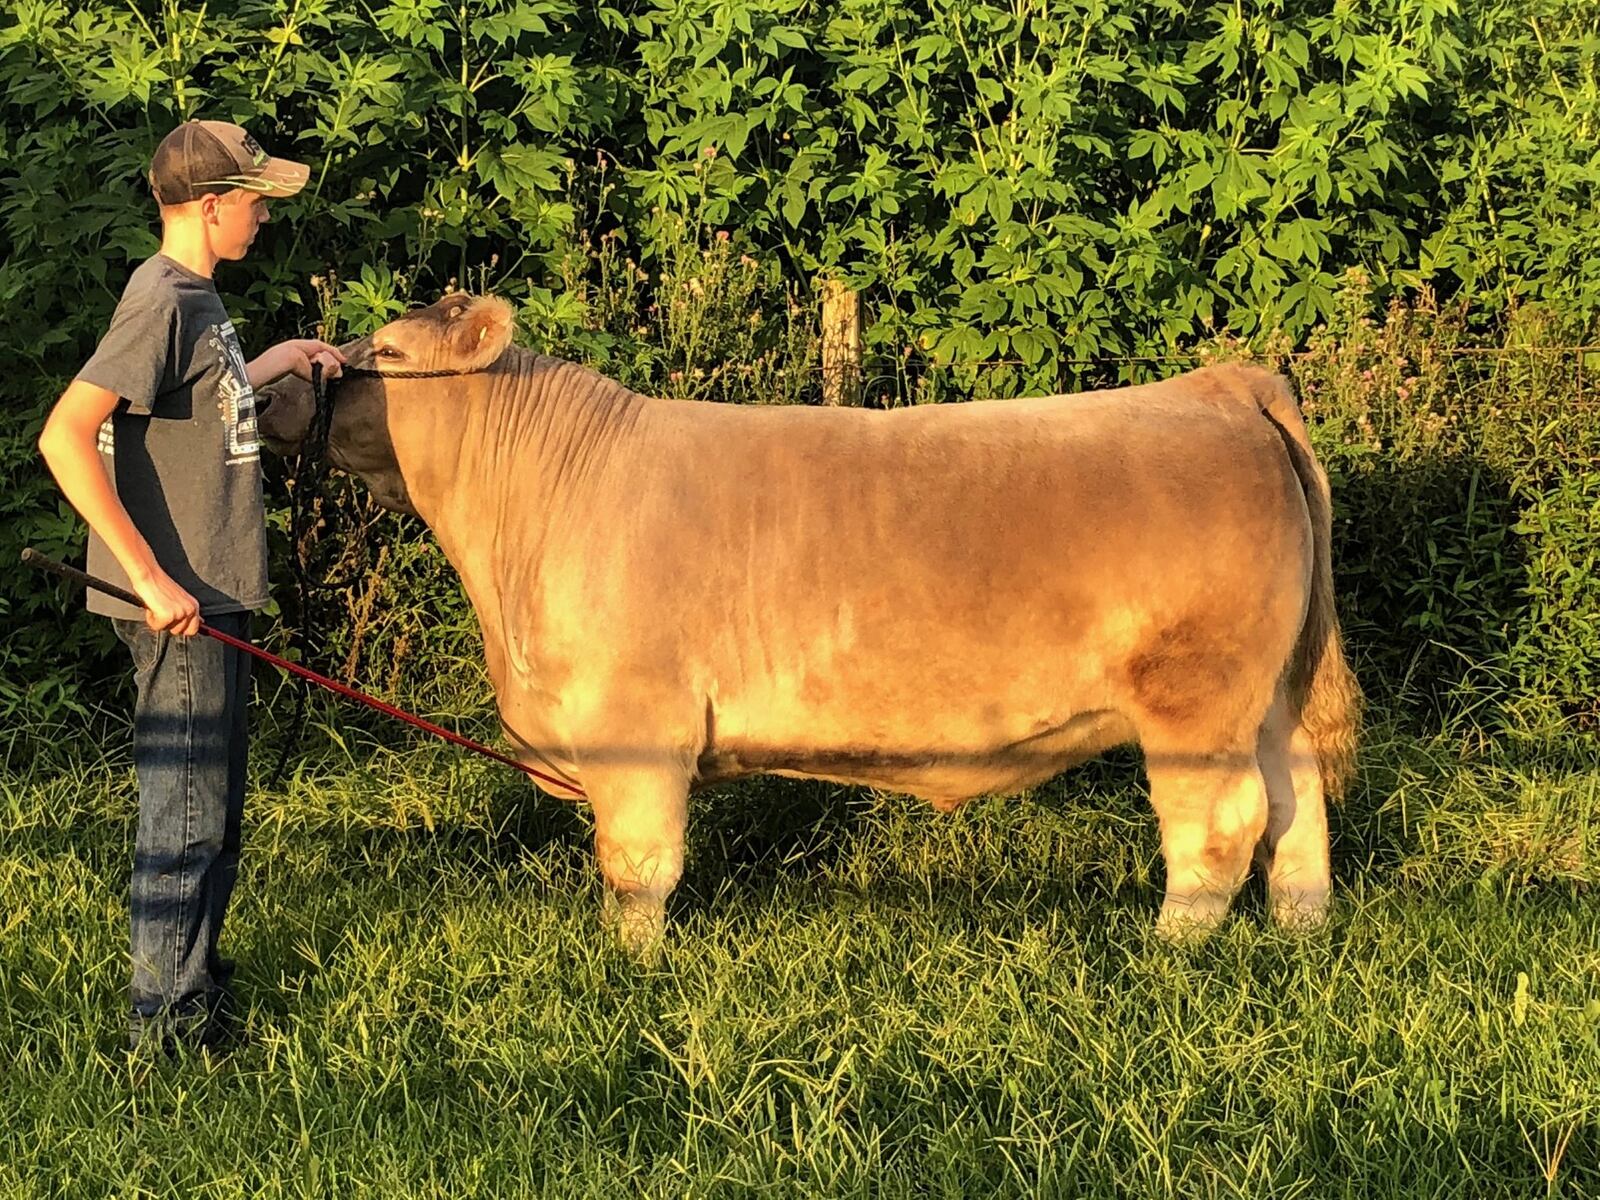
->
[389,350,645,617]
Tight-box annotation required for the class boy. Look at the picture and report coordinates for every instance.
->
[37,119,347,1053]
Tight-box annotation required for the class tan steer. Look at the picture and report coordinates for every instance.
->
[259,293,1361,948]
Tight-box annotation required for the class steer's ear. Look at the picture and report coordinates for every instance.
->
[447,295,516,371]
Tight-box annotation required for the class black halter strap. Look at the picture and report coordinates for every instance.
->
[338,364,485,379]
[298,359,496,436]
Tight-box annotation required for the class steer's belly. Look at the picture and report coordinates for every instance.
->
[695,708,1136,801]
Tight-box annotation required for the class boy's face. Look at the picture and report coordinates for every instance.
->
[207,189,271,259]
[166,188,271,259]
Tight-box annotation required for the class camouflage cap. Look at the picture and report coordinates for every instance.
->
[149,120,309,205]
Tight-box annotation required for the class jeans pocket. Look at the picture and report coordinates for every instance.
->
[113,618,164,676]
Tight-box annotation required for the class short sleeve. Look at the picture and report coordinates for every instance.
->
[74,294,179,416]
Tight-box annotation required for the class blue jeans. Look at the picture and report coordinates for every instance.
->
[112,611,252,1047]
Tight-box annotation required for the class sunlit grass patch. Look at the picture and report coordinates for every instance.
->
[2,709,1596,1197]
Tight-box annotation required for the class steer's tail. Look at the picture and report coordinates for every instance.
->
[1240,366,1363,800]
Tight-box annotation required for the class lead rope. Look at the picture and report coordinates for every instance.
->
[21,548,584,797]
[270,360,337,784]
[272,361,390,782]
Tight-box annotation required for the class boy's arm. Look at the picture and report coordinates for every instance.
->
[246,339,347,391]
[37,381,201,636]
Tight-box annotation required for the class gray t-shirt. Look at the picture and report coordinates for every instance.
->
[74,253,269,619]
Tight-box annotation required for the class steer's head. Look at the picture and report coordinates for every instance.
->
[258,292,516,515]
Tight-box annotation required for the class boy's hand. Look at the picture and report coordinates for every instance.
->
[279,338,347,382]
[132,568,202,637]
[248,339,347,390]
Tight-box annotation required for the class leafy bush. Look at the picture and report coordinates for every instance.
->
[1281,275,1600,734]
[1,0,1596,741]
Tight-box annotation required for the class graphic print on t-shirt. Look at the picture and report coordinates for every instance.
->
[207,319,261,465]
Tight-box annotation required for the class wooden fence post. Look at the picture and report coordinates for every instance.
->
[821,278,862,406]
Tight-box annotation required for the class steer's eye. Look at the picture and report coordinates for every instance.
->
[375,346,401,359]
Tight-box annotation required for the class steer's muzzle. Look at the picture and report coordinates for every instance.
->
[256,377,316,455]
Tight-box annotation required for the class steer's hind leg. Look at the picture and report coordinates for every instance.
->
[585,761,690,956]
[1255,694,1331,930]
[1144,740,1269,941]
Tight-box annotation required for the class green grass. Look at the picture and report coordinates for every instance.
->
[2,699,1597,1198]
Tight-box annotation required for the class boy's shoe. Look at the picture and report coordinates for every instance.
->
[129,986,240,1057]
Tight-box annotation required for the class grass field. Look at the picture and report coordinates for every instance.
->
[2,685,1597,1198]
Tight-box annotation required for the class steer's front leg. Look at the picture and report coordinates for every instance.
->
[586,758,690,956]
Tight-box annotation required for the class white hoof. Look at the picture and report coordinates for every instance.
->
[603,891,667,959]
[1270,886,1330,932]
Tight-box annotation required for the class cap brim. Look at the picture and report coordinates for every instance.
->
[252,156,310,197]
[193,156,310,198]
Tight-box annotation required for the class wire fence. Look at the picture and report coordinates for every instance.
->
[780,342,1600,411]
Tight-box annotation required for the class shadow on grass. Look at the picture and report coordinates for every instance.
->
[1330,453,1533,732]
